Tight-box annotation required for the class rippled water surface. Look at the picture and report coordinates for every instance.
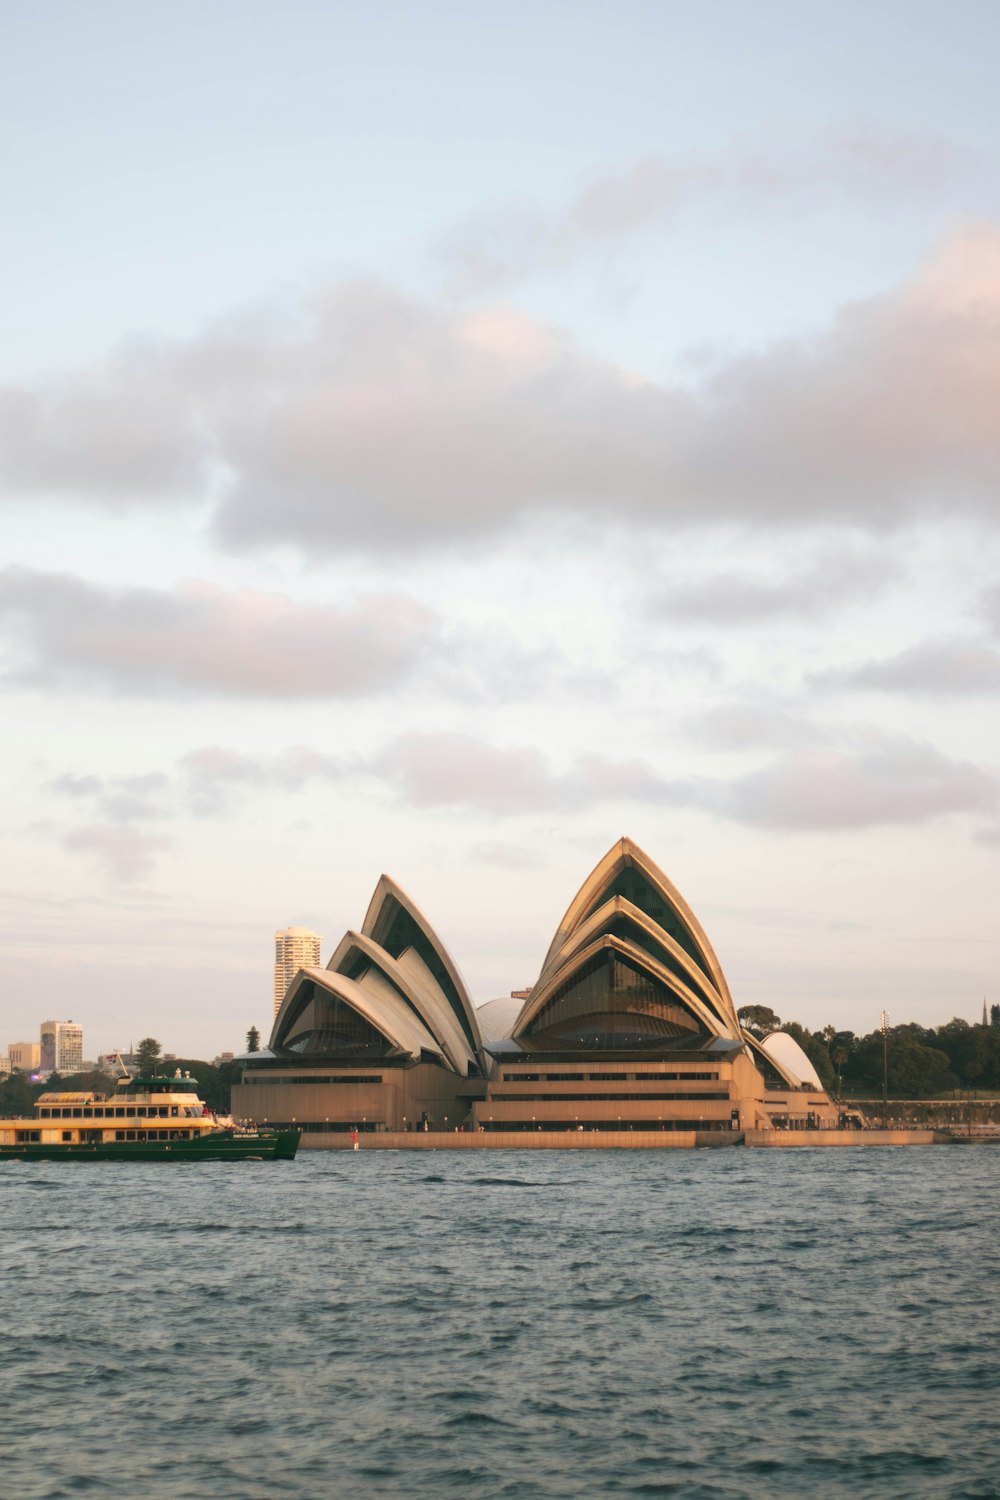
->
[2,1147,998,1499]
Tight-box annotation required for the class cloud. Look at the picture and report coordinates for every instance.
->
[0,567,435,697]
[376,734,557,814]
[439,132,972,291]
[649,545,889,625]
[179,745,346,816]
[722,742,997,830]
[1,227,1000,554]
[372,731,995,832]
[62,824,172,882]
[818,638,1000,695]
[683,701,822,752]
[979,585,1000,633]
[48,730,999,884]
[48,770,171,823]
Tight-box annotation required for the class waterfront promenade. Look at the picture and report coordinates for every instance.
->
[300,1126,945,1149]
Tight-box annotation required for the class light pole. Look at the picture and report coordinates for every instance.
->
[880,1010,889,1129]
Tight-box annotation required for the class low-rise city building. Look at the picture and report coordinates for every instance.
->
[8,1041,41,1072]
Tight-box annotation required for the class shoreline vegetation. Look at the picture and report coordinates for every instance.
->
[735,1008,1000,1099]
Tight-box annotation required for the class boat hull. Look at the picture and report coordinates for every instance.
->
[0,1129,300,1162]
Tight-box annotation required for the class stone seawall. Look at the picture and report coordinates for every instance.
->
[303,1129,712,1149]
[744,1128,945,1147]
[299,1127,946,1150]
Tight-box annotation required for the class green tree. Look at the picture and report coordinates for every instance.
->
[887,1035,957,1097]
[246,1026,260,1053]
[0,1071,35,1116]
[134,1038,162,1075]
[737,1005,781,1037]
[167,1058,242,1113]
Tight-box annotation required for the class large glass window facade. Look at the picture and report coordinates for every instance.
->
[581,868,710,975]
[602,913,718,1013]
[524,950,704,1050]
[279,983,395,1059]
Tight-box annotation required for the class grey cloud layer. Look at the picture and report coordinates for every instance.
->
[375,731,996,831]
[818,638,1000,695]
[0,567,434,697]
[2,229,999,552]
[650,544,889,625]
[50,729,998,881]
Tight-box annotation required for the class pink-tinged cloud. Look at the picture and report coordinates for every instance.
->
[373,732,995,832]
[725,743,997,830]
[0,227,999,552]
[376,734,557,814]
[0,568,435,697]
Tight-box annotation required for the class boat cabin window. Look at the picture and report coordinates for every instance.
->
[62,1131,72,1142]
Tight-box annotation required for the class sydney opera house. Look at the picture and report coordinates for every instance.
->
[232,839,838,1143]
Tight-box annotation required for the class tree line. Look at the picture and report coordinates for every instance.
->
[738,1006,1000,1097]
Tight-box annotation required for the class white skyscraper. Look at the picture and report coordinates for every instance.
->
[39,1021,84,1074]
[274,927,322,1016]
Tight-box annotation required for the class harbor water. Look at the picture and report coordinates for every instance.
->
[2,1147,998,1499]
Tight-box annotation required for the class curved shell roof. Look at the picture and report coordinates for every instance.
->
[535,837,738,1032]
[516,933,731,1041]
[476,995,524,1044]
[272,965,444,1062]
[760,1031,824,1090]
[328,928,478,1075]
[361,874,482,1059]
[270,876,484,1075]
[267,841,786,1077]
[538,893,733,1035]
[517,838,740,1043]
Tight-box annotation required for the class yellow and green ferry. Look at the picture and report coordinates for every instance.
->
[0,1071,300,1161]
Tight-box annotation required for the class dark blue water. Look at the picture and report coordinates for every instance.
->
[2,1147,998,1499]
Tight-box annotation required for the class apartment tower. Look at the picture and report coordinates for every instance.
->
[274,927,322,1016]
[39,1021,84,1074]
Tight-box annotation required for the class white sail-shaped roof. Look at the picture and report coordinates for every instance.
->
[328,929,479,1076]
[476,996,524,1045]
[535,837,739,1033]
[361,874,482,1064]
[514,933,729,1044]
[536,894,733,1036]
[761,1032,824,1090]
[271,966,444,1063]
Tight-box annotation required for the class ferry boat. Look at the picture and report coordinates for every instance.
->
[0,1071,300,1161]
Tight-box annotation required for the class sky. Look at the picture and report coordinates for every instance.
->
[2,0,999,1060]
